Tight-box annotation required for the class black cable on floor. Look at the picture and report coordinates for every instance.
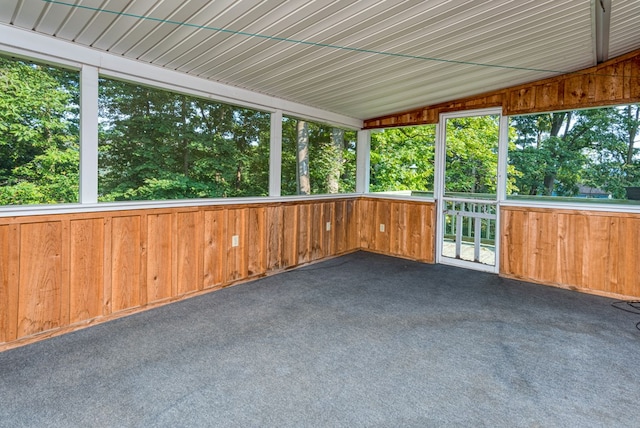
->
[611,300,640,331]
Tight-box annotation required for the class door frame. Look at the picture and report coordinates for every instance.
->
[434,108,508,273]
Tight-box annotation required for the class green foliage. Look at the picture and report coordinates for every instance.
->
[370,126,435,192]
[444,116,499,194]
[281,117,356,195]
[509,105,640,198]
[0,55,79,204]
[98,78,270,201]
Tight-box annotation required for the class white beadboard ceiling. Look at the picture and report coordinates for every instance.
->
[1,0,639,121]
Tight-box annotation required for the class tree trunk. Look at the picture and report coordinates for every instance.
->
[625,105,640,166]
[327,128,344,194]
[296,120,310,195]
[181,96,189,176]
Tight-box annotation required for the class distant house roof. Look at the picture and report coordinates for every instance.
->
[577,185,610,197]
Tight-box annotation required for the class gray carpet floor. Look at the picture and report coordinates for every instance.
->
[1,251,639,427]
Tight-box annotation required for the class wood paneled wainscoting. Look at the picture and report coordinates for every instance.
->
[357,198,435,263]
[501,206,640,300]
[0,199,363,351]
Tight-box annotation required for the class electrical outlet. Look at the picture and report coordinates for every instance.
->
[379,223,385,232]
[326,222,331,231]
[231,235,239,247]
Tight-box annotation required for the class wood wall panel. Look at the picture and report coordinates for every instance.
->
[364,49,640,129]
[373,200,391,253]
[203,210,225,289]
[110,216,142,312]
[346,199,358,250]
[281,205,298,267]
[501,207,640,299]
[614,217,640,296]
[310,203,324,260]
[176,211,202,295]
[265,206,282,271]
[0,197,396,351]
[247,207,266,277]
[17,222,63,337]
[0,224,19,343]
[556,213,585,288]
[146,213,173,303]
[225,209,247,283]
[69,219,103,323]
[334,200,347,254]
[357,198,435,262]
[297,204,311,264]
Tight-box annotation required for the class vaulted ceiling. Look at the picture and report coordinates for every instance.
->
[2,0,639,121]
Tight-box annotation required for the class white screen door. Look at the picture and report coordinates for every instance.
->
[435,109,506,273]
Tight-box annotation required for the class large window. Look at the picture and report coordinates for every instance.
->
[98,78,270,201]
[508,104,640,203]
[0,55,79,205]
[281,116,356,196]
[369,125,436,196]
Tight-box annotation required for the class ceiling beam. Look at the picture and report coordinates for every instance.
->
[593,0,611,64]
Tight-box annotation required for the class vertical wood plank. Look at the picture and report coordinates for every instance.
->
[582,214,610,292]
[500,209,528,278]
[111,216,141,312]
[596,63,624,102]
[103,216,113,316]
[176,211,201,295]
[310,202,323,261]
[556,213,585,288]
[282,204,298,267]
[345,199,358,251]
[323,202,335,257]
[424,204,435,262]
[17,222,63,337]
[60,220,70,328]
[247,206,266,277]
[69,218,104,323]
[616,217,640,296]
[389,202,402,256]
[358,199,373,250]
[0,224,20,342]
[374,200,391,253]
[226,208,248,282]
[334,200,346,254]
[402,204,432,261]
[266,205,283,271]
[527,211,558,283]
[297,203,311,264]
[203,210,225,288]
[146,213,173,303]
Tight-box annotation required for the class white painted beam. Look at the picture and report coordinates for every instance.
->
[79,65,99,204]
[356,130,370,193]
[269,110,283,197]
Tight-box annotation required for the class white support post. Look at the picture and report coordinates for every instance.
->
[79,65,99,204]
[496,114,509,203]
[269,110,283,197]
[356,130,370,193]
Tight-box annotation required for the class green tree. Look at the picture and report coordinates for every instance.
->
[370,126,436,192]
[282,117,356,195]
[510,105,640,198]
[0,56,79,204]
[444,116,500,194]
[98,78,270,201]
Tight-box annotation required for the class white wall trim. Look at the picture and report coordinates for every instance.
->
[0,193,363,218]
